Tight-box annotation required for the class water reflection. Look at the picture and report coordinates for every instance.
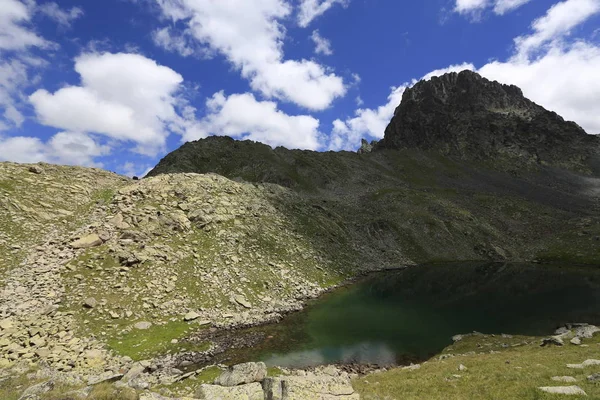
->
[264,342,397,368]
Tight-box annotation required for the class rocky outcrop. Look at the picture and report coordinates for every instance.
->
[378,70,600,171]
[214,362,267,386]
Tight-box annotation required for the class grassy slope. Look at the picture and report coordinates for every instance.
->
[354,334,600,400]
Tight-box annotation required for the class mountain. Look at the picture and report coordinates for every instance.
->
[0,71,599,398]
[378,70,600,172]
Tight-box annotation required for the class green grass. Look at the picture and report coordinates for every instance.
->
[354,333,600,400]
[106,320,210,361]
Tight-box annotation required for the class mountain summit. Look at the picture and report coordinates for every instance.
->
[378,70,599,170]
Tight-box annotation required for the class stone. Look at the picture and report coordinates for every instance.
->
[196,382,264,400]
[88,372,123,385]
[575,325,600,339]
[0,318,14,330]
[134,321,152,330]
[587,373,600,382]
[570,337,581,345]
[83,297,98,308]
[234,295,252,309]
[71,234,103,249]
[184,311,200,321]
[458,364,467,371]
[541,336,564,347]
[567,359,600,369]
[121,362,146,383]
[538,386,587,396]
[18,380,54,400]
[552,376,577,383]
[28,165,44,174]
[263,375,359,400]
[214,362,267,387]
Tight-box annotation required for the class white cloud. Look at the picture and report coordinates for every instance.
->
[153,0,346,110]
[152,26,201,57]
[514,0,600,57]
[37,2,83,27]
[185,91,322,150]
[328,63,475,150]
[494,0,533,15]
[30,52,193,155]
[311,30,333,55]
[0,0,51,51]
[455,0,532,17]
[0,132,109,166]
[298,0,349,27]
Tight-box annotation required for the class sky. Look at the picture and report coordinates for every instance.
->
[0,0,599,176]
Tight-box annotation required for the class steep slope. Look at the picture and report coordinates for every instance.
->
[378,70,600,172]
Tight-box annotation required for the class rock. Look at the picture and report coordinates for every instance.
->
[71,234,103,249]
[18,380,54,400]
[0,318,14,330]
[140,393,195,400]
[234,295,252,309]
[184,311,200,321]
[214,362,267,387]
[83,297,98,308]
[357,139,376,154]
[567,359,600,369]
[552,376,577,383]
[134,321,152,330]
[88,372,123,385]
[570,337,581,345]
[263,375,359,400]
[196,382,264,400]
[121,362,147,383]
[538,386,587,396]
[541,336,564,346]
[458,364,467,371]
[587,373,600,382]
[575,325,600,338]
[28,165,44,174]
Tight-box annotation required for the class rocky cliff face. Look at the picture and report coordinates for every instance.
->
[378,70,599,171]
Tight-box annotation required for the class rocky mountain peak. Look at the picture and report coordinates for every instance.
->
[378,70,598,170]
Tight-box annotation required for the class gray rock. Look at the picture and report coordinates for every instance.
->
[538,386,587,396]
[87,372,123,385]
[541,336,564,346]
[263,375,359,400]
[71,234,103,249]
[196,382,264,399]
[121,362,146,383]
[575,325,600,338]
[28,165,44,174]
[552,376,577,383]
[570,337,581,345]
[588,373,600,382]
[214,362,267,387]
[234,295,252,309]
[567,359,600,369]
[83,297,98,308]
[184,311,200,321]
[134,321,152,330]
[18,380,54,400]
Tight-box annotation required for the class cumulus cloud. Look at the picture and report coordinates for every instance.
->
[0,132,110,166]
[311,30,333,55]
[0,0,51,51]
[30,52,193,155]
[298,0,349,27]
[328,63,475,150]
[455,0,532,17]
[153,0,346,110]
[185,91,322,150]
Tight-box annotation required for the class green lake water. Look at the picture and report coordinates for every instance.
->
[217,262,600,368]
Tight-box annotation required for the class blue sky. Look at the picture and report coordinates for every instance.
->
[0,0,599,176]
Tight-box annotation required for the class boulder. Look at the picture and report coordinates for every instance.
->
[18,380,54,400]
[538,386,587,396]
[184,311,200,321]
[28,165,44,174]
[575,325,600,338]
[196,382,264,400]
[214,362,267,387]
[263,374,359,400]
[587,373,600,382]
[83,297,98,308]
[134,321,152,330]
[71,234,103,249]
[541,336,563,347]
[552,376,577,383]
[234,295,252,309]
